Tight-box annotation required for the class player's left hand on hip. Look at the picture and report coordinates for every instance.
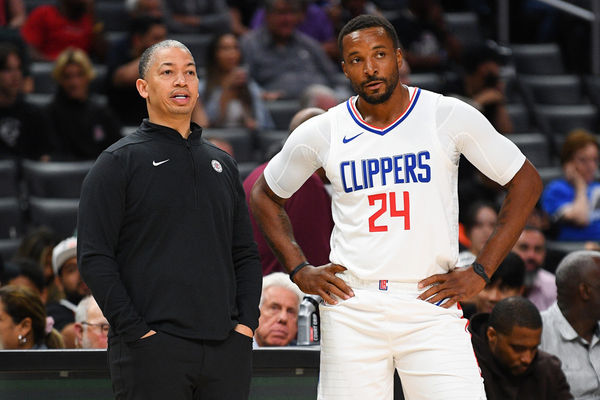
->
[416,267,487,309]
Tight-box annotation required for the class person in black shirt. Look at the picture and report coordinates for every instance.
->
[78,39,262,400]
[0,42,50,160]
[46,47,121,161]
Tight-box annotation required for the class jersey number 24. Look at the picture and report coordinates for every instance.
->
[368,191,410,232]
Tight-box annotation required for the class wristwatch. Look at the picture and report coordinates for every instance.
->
[472,262,491,284]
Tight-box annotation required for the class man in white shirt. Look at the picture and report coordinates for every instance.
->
[250,14,542,400]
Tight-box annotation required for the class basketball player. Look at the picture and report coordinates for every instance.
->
[250,15,542,400]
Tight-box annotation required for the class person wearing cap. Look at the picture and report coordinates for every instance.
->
[45,236,90,332]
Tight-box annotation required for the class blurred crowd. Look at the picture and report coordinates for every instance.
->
[0,0,599,399]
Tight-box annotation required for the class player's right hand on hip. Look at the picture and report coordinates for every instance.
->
[294,263,354,305]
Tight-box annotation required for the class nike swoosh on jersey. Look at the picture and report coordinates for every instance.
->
[152,159,170,166]
[342,132,364,144]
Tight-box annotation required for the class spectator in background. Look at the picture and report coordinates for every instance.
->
[540,251,600,399]
[458,202,498,267]
[469,296,573,400]
[244,107,334,276]
[125,0,163,18]
[20,0,105,61]
[228,0,260,36]
[512,226,557,311]
[0,0,25,29]
[106,15,166,125]
[1,258,47,302]
[300,84,338,111]
[254,272,304,347]
[241,0,338,100]
[452,44,513,134]
[15,227,60,304]
[162,0,230,34]
[0,285,64,349]
[46,237,90,332]
[47,47,121,161]
[73,295,108,349]
[392,0,461,73]
[200,32,273,131]
[0,43,50,160]
[328,0,380,37]
[461,252,525,319]
[250,0,337,60]
[542,129,600,241]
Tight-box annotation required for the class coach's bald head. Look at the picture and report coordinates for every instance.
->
[288,107,325,133]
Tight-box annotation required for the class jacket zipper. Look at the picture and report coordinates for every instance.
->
[185,139,199,207]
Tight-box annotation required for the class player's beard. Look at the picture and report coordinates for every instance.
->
[353,68,400,105]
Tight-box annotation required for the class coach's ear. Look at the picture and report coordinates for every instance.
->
[136,78,149,99]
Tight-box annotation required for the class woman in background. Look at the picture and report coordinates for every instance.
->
[200,32,273,131]
[0,285,63,349]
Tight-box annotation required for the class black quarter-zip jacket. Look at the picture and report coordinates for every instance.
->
[78,120,262,343]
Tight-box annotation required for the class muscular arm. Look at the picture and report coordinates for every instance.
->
[419,160,542,307]
[250,174,353,304]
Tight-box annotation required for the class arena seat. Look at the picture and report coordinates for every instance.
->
[444,12,482,47]
[511,44,565,75]
[31,62,56,95]
[96,2,129,33]
[584,75,600,109]
[28,197,79,238]
[257,130,288,161]
[22,160,94,199]
[536,104,598,135]
[506,103,535,133]
[509,132,554,168]
[0,238,21,261]
[265,100,301,131]
[202,128,256,162]
[237,161,260,181]
[168,34,213,68]
[0,197,23,239]
[520,75,584,105]
[410,73,444,93]
[0,159,19,197]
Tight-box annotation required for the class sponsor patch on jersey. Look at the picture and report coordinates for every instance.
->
[379,280,388,291]
[211,159,223,173]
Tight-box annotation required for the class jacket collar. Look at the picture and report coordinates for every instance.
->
[138,119,203,145]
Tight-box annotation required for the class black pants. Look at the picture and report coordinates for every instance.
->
[108,330,253,400]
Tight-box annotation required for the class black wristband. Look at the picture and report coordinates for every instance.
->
[289,261,311,283]
[472,262,491,284]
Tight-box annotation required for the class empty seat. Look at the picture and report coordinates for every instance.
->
[31,62,56,95]
[96,2,129,33]
[444,12,482,47]
[509,133,553,168]
[537,166,563,186]
[0,159,19,197]
[22,160,94,199]
[28,197,79,238]
[506,103,534,133]
[410,73,444,93]
[202,128,256,162]
[0,238,21,261]
[237,161,260,181]
[257,130,288,161]
[0,197,23,239]
[24,93,52,107]
[265,100,301,131]
[168,34,212,68]
[520,75,584,105]
[536,104,598,134]
[584,75,600,109]
[511,44,564,75]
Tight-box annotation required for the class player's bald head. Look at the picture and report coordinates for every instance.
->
[289,107,325,133]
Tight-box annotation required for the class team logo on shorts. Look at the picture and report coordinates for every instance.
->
[379,280,388,291]
[211,160,223,173]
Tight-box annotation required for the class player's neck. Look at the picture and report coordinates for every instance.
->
[356,85,410,128]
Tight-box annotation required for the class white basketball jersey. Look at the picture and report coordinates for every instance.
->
[265,86,525,282]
